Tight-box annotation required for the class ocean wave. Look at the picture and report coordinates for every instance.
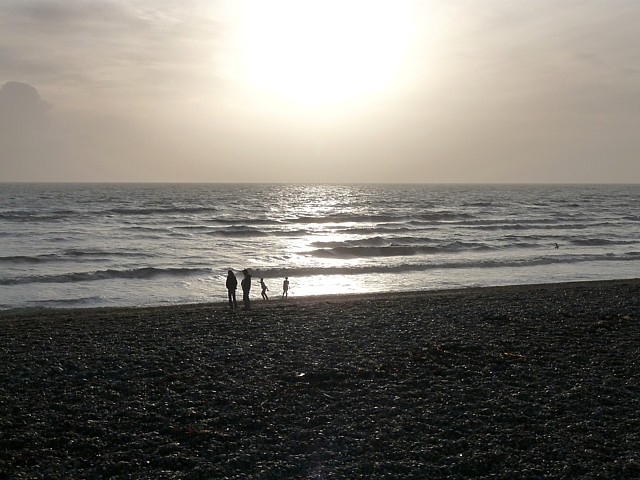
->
[571,238,638,246]
[174,225,217,231]
[180,217,282,226]
[1,205,223,221]
[463,222,605,231]
[124,225,168,232]
[215,226,270,237]
[0,250,152,264]
[34,296,105,306]
[7,253,635,287]
[454,218,554,226]
[415,212,474,222]
[310,236,400,248]
[308,236,545,250]
[0,266,210,286]
[197,226,310,237]
[63,249,151,258]
[461,202,495,207]
[285,211,471,225]
[334,226,415,235]
[288,213,407,224]
[305,242,494,259]
[0,254,58,264]
[252,252,640,279]
[0,209,80,222]
[1,205,220,221]
[107,206,218,216]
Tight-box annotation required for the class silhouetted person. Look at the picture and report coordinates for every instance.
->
[241,269,252,309]
[226,270,238,309]
[554,243,559,249]
[282,276,289,299]
[260,278,269,300]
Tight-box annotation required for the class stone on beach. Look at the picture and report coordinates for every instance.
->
[1,279,639,479]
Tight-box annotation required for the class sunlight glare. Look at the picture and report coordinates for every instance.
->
[241,0,413,108]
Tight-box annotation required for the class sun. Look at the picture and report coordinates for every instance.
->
[240,0,413,108]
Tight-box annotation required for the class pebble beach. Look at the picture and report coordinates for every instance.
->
[1,279,639,479]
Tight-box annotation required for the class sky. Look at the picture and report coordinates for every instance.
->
[1,0,639,183]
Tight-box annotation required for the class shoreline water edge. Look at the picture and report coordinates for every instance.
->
[1,278,639,478]
[1,278,638,316]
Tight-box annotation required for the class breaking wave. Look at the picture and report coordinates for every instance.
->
[305,242,493,259]
[1,267,211,286]
[5,252,637,287]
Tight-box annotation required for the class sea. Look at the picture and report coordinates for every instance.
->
[1,183,638,310]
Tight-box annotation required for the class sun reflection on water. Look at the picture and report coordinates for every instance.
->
[272,185,372,296]
[284,274,364,297]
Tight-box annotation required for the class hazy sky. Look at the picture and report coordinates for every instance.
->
[1,0,639,183]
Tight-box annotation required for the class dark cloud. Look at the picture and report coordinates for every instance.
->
[0,80,161,181]
[0,81,60,179]
[0,81,50,134]
[2,0,134,30]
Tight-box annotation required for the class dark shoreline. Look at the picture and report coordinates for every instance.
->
[2,278,639,320]
[2,279,639,478]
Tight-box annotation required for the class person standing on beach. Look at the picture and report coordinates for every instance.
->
[282,276,289,299]
[241,269,252,309]
[226,270,238,309]
[260,278,269,300]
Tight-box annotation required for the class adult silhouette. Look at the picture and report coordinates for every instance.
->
[226,270,238,309]
[282,276,289,299]
[241,269,252,309]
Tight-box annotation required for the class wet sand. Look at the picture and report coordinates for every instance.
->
[1,279,639,479]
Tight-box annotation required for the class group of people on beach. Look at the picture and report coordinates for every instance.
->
[225,269,289,310]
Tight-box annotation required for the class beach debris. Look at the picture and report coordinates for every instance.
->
[502,351,527,361]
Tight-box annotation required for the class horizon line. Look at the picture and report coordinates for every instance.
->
[1,181,639,186]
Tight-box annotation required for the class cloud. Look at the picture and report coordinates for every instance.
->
[0,0,227,113]
[0,81,50,133]
[2,0,147,36]
[0,81,139,180]
[0,79,238,182]
[0,81,61,179]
